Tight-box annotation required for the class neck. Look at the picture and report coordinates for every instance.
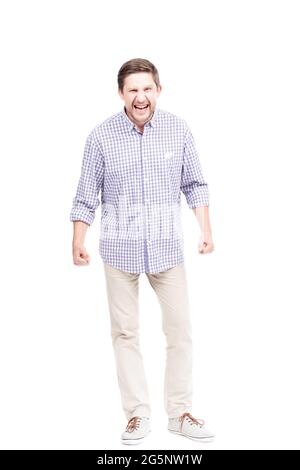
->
[124,106,155,130]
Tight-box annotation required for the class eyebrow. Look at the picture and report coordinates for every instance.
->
[128,85,153,90]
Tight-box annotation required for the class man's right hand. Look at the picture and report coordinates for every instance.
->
[72,244,91,265]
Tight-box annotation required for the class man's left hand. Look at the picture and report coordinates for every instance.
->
[198,232,214,254]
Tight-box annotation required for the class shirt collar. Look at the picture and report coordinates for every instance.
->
[121,105,159,131]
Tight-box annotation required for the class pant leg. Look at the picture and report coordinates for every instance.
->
[146,262,193,418]
[102,261,151,420]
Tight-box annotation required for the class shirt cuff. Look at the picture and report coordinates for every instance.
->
[70,208,94,225]
[185,187,209,208]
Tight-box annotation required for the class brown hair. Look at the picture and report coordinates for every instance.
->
[118,58,161,93]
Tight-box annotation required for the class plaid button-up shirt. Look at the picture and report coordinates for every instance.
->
[70,106,209,273]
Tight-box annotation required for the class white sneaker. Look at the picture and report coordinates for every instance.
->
[168,412,215,442]
[121,416,151,445]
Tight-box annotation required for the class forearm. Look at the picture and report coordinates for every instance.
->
[72,220,89,246]
[192,205,212,233]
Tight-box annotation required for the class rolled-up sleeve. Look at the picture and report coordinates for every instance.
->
[70,132,104,225]
[180,126,209,208]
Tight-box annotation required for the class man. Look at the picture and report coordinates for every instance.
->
[70,58,215,445]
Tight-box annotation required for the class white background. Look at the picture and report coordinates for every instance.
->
[0,0,299,450]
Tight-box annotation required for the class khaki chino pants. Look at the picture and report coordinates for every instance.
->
[102,261,193,420]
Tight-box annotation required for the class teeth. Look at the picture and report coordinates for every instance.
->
[135,105,148,109]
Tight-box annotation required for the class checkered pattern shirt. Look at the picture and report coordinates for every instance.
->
[70,106,209,273]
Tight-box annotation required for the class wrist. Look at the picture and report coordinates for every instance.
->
[72,238,84,247]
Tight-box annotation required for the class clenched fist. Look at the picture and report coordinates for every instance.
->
[72,244,91,265]
[198,232,214,255]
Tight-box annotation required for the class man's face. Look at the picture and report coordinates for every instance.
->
[118,72,162,129]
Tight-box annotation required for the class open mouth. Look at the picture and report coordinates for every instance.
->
[134,104,149,111]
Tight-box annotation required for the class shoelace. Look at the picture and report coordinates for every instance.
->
[126,416,142,433]
[179,412,205,433]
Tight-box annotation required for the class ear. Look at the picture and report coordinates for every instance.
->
[118,88,124,100]
[157,84,162,97]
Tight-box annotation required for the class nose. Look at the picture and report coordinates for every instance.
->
[136,92,147,104]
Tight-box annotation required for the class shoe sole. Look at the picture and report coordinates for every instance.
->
[168,429,215,443]
[121,430,151,445]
